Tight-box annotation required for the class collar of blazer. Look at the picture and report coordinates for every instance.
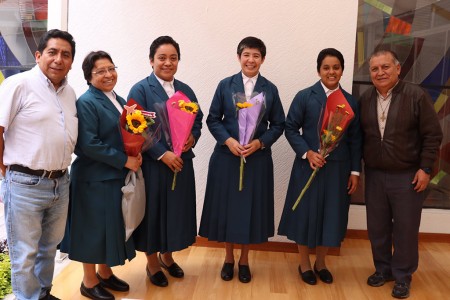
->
[88,85,124,115]
[231,71,267,96]
[311,80,332,108]
[147,72,179,102]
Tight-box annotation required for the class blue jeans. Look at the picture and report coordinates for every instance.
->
[1,169,69,300]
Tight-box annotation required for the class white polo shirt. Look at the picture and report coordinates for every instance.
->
[0,65,78,170]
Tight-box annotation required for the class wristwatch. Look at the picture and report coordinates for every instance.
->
[259,138,265,150]
[421,167,431,174]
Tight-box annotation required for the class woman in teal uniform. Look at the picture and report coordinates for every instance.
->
[62,51,140,299]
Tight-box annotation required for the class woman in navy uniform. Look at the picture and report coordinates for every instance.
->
[128,36,203,287]
[278,48,362,285]
[199,37,285,283]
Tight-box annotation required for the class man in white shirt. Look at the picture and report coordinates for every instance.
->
[0,29,77,300]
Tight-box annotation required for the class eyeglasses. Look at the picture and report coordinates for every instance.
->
[92,66,118,76]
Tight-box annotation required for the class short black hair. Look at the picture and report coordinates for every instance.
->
[317,48,344,72]
[149,36,180,61]
[237,36,266,58]
[37,29,76,60]
[82,51,114,85]
[370,47,400,65]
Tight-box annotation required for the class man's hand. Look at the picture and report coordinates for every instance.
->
[412,169,430,192]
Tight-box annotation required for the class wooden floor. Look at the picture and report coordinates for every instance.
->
[51,238,450,300]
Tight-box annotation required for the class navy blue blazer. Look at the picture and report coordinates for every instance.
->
[71,85,128,182]
[128,73,203,161]
[207,72,285,154]
[285,80,362,171]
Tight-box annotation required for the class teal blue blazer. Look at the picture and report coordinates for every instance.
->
[71,85,128,182]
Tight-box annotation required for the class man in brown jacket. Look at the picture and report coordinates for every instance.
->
[359,49,442,299]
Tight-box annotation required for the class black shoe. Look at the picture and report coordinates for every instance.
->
[39,290,61,300]
[220,262,234,281]
[146,266,168,287]
[298,265,317,285]
[392,282,410,299]
[367,271,394,287]
[96,273,130,292]
[80,282,114,300]
[313,263,333,284]
[238,264,252,283]
[158,253,184,278]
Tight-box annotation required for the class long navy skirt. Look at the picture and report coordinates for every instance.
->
[133,158,197,254]
[278,157,351,248]
[199,149,275,244]
[61,179,135,266]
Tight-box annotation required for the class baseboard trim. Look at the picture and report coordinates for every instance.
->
[194,230,450,255]
[346,229,450,243]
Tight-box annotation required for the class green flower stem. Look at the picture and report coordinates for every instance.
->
[239,156,244,191]
[292,168,319,211]
[171,171,178,190]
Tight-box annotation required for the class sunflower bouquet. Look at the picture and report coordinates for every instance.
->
[233,91,266,191]
[120,99,160,157]
[154,91,200,190]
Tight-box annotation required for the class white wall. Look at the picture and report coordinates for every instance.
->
[64,0,450,239]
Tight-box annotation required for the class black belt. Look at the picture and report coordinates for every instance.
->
[9,165,67,179]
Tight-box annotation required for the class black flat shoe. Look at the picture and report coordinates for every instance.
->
[158,253,184,278]
[392,282,410,299]
[96,273,129,292]
[367,271,394,287]
[314,264,333,284]
[80,282,114,300]
[298,265,317,285]
[220,262,234,281]
[146,266,168,287]
[238,264,252,283]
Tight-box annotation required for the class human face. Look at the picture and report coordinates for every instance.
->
[238,48,265,78]
[35,38,73,89]
[151,44,178,81]
[89,58,117,92]
[318,55,343,90]
[369,53,401,95]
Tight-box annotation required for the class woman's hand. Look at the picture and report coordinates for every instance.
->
[225,137,245,157]
[182,134,195,152]
[125,153,142,172]
[161,151,183,172]
[306,150,326,170]
[241,139,262,158]
[347,174,359,194]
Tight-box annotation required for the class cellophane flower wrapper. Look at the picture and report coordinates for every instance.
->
[154,91,199,190]
[119,98,161,157]
[119,99,160,242]
[233,92,266,191]
[292,89,355,210]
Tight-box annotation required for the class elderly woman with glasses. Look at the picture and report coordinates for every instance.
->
[61,50,142,300]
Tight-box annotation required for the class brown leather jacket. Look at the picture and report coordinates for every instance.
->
[359,80,442,171]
